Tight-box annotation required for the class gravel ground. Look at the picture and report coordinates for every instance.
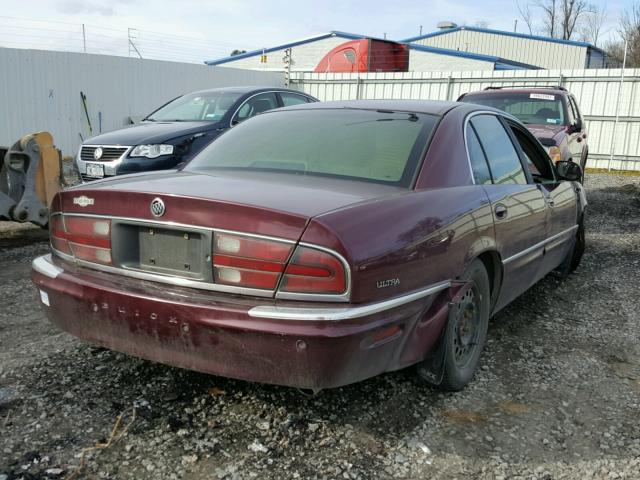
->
[1,173,639,480]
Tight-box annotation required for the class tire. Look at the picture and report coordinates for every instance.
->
[556,218,585,276]
[428,259,491,391]
[579,150,588,184]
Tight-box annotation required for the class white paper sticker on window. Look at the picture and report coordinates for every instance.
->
[39,289,50,306]
[530,93,555,101]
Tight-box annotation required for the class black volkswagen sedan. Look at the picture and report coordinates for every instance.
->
[76,87,317,181]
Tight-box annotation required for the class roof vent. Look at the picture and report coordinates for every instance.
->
[436,21,458,30]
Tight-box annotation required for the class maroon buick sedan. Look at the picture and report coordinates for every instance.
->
[31,100,586,391]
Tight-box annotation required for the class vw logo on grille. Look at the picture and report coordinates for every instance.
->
[93,147,103,160]
[150,197,165,217]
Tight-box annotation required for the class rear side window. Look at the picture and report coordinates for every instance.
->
[280,92,311,107]
[471,115,527,185]
[234,92,278,123]
[466,125,492,185]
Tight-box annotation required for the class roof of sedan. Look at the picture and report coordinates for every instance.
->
[188,86,301,95]
[278,99,461,115]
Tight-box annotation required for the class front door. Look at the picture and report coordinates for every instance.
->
[508,122,579,274]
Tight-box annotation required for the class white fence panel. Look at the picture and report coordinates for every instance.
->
[291,69,640,171]
[0,48,283,156]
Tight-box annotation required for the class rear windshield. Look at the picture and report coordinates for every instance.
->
[185,109,438,187]
[146,91,242,122]
[462,92,568,126]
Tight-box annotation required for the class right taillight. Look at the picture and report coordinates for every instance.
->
[279,246,347,295]
[212,232,292,290]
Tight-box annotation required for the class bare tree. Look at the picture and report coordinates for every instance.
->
[534,0,592,39]
[537,0,559,37]
[517,1,535,34]
[560,0,592,39]
[579,5,608,46]
[618,1,640,67]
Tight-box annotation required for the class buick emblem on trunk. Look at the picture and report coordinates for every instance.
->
[150,198,165,217]
[93,147,103,160]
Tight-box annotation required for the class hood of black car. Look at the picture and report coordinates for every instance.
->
[83,121,224,146]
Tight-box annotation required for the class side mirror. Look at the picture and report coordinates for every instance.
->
[555,160,582,182]
[569,118,583,133]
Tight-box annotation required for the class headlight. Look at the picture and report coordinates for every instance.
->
[547,146,561,163]
[130,144,174,158]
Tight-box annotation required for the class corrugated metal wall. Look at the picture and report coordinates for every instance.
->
[291,69,640,171]
[414,30,588,70]
[0,48,283,156]
[409,49,496,71]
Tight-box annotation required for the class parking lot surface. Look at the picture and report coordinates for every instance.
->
[1,173,639,480]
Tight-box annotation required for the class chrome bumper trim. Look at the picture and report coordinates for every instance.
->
[248,281,451,321]
[32,254,64,279]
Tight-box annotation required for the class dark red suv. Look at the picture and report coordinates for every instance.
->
[459,86,588,180]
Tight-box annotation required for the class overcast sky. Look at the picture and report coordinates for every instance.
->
[0,0,633,62]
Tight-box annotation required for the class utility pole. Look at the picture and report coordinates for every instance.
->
[419,25,423,36]
[128,28,142,59]
[383,32,387,39]
[82,24,86,53]
[514,19,518,33]
[283,48,291,87]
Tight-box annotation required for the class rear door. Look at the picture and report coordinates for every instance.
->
[468,113,549,310]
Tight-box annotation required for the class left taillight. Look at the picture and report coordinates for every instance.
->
[50,214,112,265]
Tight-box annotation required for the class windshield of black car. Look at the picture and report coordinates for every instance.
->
[185,109,438,187]
[146,91,242,122]
[462,92,568,126]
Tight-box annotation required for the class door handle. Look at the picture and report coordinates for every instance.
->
[494,204,508,219]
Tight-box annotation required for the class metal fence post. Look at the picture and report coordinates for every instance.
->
[609,40,628,172]
[445,75,453,101]
[356,76,362,100]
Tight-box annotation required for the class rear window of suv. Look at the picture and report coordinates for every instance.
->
[186,109,438,187]
[461,92,568,126]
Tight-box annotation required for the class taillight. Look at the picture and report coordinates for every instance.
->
[212,232,292,290]
[212,233,348,297]
[279,246,347,295]
[50,214,112,265]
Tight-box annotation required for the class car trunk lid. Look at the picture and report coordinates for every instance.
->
[58,170,405,241]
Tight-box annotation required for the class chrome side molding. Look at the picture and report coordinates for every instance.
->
[502,225,578,265]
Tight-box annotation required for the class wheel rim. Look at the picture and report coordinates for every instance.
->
[452,287,481,368]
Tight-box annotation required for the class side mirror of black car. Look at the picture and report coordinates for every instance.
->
[556,160,582,182]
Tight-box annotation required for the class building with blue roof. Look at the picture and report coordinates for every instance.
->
[402,25,607,69]
[205,31,539,72]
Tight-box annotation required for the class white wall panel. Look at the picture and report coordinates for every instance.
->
[291,69,640,170]
[0,48,282,156]
[414,30,588,69]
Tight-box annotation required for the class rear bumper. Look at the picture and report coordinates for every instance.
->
[32,254,452,389]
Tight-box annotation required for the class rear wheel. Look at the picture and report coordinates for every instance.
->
[419,260,491,391]
[579,150,588,183]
